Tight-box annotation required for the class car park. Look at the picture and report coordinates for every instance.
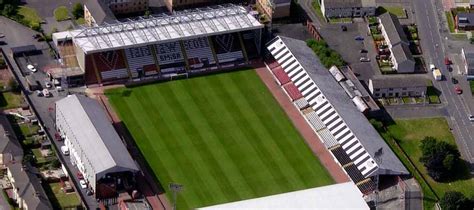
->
[79,180,88,189]
[455,86,462,94]
[27,64,37,72]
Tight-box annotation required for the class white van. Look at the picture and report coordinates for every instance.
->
[61,146,69,155]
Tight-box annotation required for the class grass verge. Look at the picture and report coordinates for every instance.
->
[445,11,455,33]
[311,0,326,21]
[106,69,335,209]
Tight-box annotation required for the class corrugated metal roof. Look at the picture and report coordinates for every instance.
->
[55,95,139,175]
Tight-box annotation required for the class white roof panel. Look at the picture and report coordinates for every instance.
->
[198,182,369,210]
[68,4,263,54]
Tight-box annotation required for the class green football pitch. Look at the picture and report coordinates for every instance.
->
[106,69,334,209]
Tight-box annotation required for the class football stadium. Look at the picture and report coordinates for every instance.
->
[106,69,335,209]
[51,2,410,209]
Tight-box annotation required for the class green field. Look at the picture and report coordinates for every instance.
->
[378,118,474,209]
[106,70,334,209]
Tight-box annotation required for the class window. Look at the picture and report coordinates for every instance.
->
[375,88,380,91]
[388,93,393,96]
[402,88,407,90]
[389,88,394,91]
[375,93,380,97]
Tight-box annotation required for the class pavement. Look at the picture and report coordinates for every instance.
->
[413,0,474,163]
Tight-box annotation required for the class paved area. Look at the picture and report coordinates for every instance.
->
[254,62,350,183]
[0,188,10,210]
[0,16,97,208]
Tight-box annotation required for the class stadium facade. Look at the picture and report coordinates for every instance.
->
[53,4,264,85]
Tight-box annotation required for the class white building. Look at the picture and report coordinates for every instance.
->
[55,94,139,195]
[368,75,428,98]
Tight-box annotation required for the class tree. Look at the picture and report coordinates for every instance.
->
[419,137,460,181]
[2,4,15,17]
[71,3,83,19]
[7,78,19,92]
[440,191,471,210]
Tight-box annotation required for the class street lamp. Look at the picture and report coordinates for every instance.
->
[169,183,183,210]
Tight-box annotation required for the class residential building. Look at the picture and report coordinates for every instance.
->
[55,95,139,198]
[461,48,474,78]
[378,13,415,73]
[320,0,376,18]
[6,163,53,210]
[257,0,292,19]
[454,0,472,8]
[84,0,148,26]
[456,13,474,31]
[0,114,52,210]
[390,43,415,73]
[0,114,23,166]
[162,0,251,12]
[368,75,428,98]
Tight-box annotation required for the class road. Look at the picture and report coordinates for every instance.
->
[0,17,98,209]
[413,0,474,163]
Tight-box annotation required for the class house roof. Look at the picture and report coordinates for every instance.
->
[322,0,375,8]
[267,36,408,176]
[0,114,23,160]
[198,182,369,210]
[379,13,409,46]
[463,48,474,69]
[7,163,52,210]
[370,75,429,89]
[457,13,474,27]
[391,43,415,64]
[84,0,116,25]
[55,95,139,176]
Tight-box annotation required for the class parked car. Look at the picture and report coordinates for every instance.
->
[360,57,370,62]
[451,78,458,84]
[354,36,364,41]
[42,88,51,97]
[79,180,87,189]
[469,115,474,122]
[444,57,451,65]
[360,49,368,53]
[448,66,453,72]
[86,190,93,196]
[77,172,84,180]
[36,90,43,97]
[455,85,462,94]
[27,64,37,72]
[429,64,436,71]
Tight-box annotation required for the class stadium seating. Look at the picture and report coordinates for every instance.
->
[155,41,186,74]
[272,67,291,85]
[211,33,244,64]
[124,46,157,77]
[283,83,303,101]
[357,179,376,194]
[241,31,259,59]
[92,50,128,81]
[183,37,216,71]
[101,69,129,80]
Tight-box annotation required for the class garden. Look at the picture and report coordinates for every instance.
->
[369,22,396,74]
